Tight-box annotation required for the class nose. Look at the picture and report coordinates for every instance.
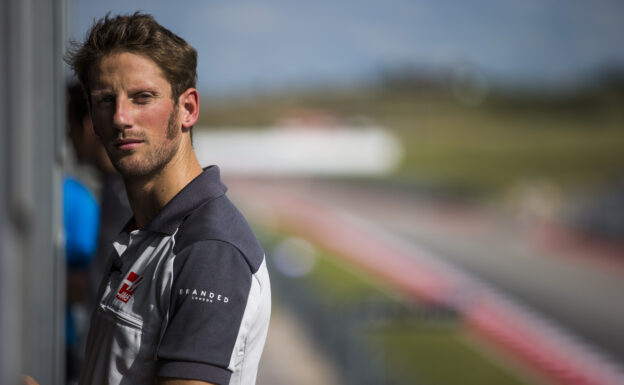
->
[113,97,132,129]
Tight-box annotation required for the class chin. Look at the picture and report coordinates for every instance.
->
[113,159,158,178]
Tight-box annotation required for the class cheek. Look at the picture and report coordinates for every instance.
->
[142,105,176,135]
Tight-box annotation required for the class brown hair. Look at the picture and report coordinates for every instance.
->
[65,12,197,102]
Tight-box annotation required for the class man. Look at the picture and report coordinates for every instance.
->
[65,13,271,385]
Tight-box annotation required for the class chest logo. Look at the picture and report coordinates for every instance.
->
[116,271,144,303]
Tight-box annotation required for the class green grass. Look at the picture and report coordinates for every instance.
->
[395,123,624,191]
[369,321,536,385]
[301,249,391,301]
[387,102,624,192]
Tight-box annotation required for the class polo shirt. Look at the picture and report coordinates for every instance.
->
[79,166,271,385]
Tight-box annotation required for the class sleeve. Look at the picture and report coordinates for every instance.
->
[156,240,253,385]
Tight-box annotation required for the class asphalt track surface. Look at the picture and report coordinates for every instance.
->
[257,305,341,385]
[230,177,624,369]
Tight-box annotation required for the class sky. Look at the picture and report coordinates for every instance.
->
[68,0,624,97]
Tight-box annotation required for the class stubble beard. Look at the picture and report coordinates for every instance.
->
[109,106,181,179]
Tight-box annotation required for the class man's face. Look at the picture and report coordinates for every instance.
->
[88,51,181,177]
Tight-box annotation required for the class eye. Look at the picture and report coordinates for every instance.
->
[95,95,115,106]
[134,92,153,104]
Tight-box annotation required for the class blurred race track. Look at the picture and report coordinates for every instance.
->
[300,179,624,362]
[228,177,624,375]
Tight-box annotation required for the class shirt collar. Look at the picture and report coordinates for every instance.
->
[142,165,228,235]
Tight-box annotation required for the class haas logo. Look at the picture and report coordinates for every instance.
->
[116,272,143,303]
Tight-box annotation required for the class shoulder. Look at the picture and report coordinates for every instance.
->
[173,194,264,273]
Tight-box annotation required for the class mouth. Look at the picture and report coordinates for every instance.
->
[114,138,144,151]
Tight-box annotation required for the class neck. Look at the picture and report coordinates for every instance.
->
[124,145,202,229]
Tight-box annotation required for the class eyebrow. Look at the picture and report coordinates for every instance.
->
[129,88,160,95]
[89,86,115,95]
[90,86,160,95]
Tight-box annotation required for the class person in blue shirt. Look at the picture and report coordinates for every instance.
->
[63,176,100,269]
[64,175,100,382]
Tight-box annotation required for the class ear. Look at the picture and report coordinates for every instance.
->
[178,88,199,130]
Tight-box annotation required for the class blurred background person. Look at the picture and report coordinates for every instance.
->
[65,82,131,384]
[64,83,101,384]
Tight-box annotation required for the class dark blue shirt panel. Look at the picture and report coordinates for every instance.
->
[156,240,253,384]
[173,194,264,273]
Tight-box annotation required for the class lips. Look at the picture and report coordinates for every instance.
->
[114,138,144,150]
